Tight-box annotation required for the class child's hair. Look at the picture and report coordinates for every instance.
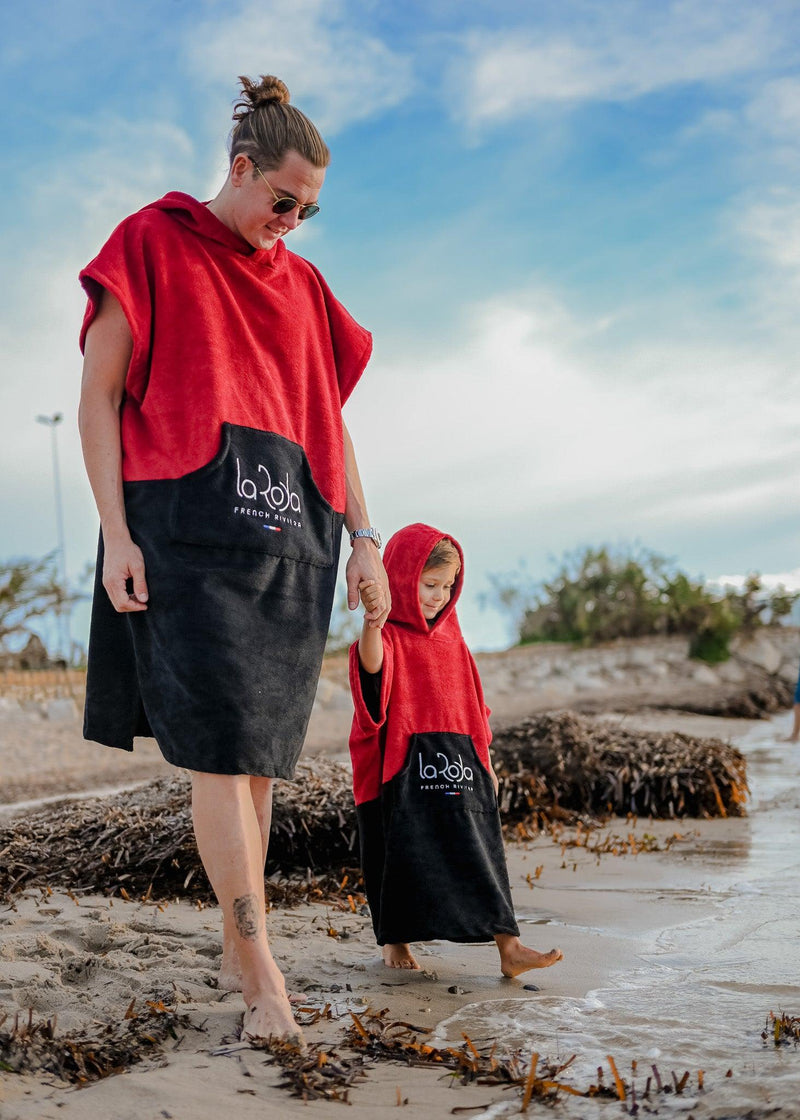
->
[423,538,461,573]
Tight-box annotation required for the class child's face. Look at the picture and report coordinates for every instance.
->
[418,562,459,622]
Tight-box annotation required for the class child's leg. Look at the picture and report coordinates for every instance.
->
[494,933,563,978]
[382,943,420,970]
[787,703,800,743]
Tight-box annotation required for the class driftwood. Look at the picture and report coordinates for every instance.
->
[0,712,747,903]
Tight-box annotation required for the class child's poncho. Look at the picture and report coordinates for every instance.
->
[349,523,519,944]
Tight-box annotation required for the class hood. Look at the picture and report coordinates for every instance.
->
[141,192,285,267]
[384,523,464,634]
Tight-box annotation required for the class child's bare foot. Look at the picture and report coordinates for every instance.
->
[495,934,563,978]
[382,943,420,970]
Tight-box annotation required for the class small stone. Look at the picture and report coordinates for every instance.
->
[523,983,541,991]
[447,985,467,994]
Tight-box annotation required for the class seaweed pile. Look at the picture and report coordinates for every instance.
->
[493,711,748,819]
[0,999,189,1083]
[0,712,747,902]
[0,762,359,903]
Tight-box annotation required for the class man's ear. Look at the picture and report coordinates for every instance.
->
[229,153,251,187]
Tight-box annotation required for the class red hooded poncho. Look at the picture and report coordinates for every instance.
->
[349,523,493,805]
[80,192,371,511]
[79,193,371,777]
[348,524,518,946]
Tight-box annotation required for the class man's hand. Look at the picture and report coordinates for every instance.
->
[346,540,390,628]
[102,532,149,612]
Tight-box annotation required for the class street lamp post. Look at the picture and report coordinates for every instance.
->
[36,412,71,664]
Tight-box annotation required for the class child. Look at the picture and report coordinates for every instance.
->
[348,523,563,976]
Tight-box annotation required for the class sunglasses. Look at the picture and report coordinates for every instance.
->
[251,159,320,220]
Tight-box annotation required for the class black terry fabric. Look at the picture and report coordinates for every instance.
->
[357,732,519,944]
[84,424,342,777]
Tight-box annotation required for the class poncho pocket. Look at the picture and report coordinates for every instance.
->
[169,423,337,567]
[399,732,497,814]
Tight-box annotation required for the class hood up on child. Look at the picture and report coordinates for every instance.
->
[382,522,464,633]
[348,522,519,945]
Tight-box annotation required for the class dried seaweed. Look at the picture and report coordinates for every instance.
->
[0,712,746,903]
[762,1011,800,1046]
[0,998,190,1083]
[493,711,748,820]
[0,764,363,904]
[336,1008,705,1109]
[256,1036,368,1102]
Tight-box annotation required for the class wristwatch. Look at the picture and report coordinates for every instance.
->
[349,527,382,549]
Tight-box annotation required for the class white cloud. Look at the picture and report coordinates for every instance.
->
[745,76,800,142]
[733,186,800,328]
[185,0,414,136]
[739,189,800,272]
[0,115,198,580]
[348,283,795,526]
[715,569,800,592]
[450,0,783,128]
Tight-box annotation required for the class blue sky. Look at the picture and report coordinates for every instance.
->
[1,0,799,649]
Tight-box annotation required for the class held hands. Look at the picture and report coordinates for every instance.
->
[358,579,384,619]
[102,532,149,613]
[346,540,390,629]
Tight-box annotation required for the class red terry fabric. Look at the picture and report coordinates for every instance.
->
[349,523,492,805]
[79,192,372,512]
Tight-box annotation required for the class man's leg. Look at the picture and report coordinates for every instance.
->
[218,776,273,991]
[190,771,299,1042]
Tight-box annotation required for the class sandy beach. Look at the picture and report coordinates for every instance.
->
[2,651,800,1117]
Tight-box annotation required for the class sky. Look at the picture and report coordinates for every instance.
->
[1,0,799,651]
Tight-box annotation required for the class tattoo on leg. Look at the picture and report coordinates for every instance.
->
[232,893,260,941]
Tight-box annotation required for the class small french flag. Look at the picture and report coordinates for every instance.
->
[263,525,282,532]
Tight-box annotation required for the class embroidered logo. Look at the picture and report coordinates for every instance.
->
[236,458,301,513]
[233,457,303,528]
[418,750,474,793]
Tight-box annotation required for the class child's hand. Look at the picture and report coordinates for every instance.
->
[359,579,385,625]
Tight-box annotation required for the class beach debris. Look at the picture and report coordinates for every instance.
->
[762,1011,800,1046]
[259,1035,368,1102]
[0,998,191,1083]
[493,711,748,820]
[0,711,746,904]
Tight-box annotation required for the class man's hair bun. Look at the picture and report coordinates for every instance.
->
[228,74,329,170]
[233,75,291,121]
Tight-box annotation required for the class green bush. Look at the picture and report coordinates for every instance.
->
[484,547,797,663]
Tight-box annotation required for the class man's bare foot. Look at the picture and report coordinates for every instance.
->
[218,952,243,992]
[382,943,420,970]
[219,946,303,1002]
[242,969,304,1047]
[496,935,563,978]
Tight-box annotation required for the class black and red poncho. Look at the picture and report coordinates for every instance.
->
[349,523,519,945]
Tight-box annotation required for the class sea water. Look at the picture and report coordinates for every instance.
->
[433,715,800,1118]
